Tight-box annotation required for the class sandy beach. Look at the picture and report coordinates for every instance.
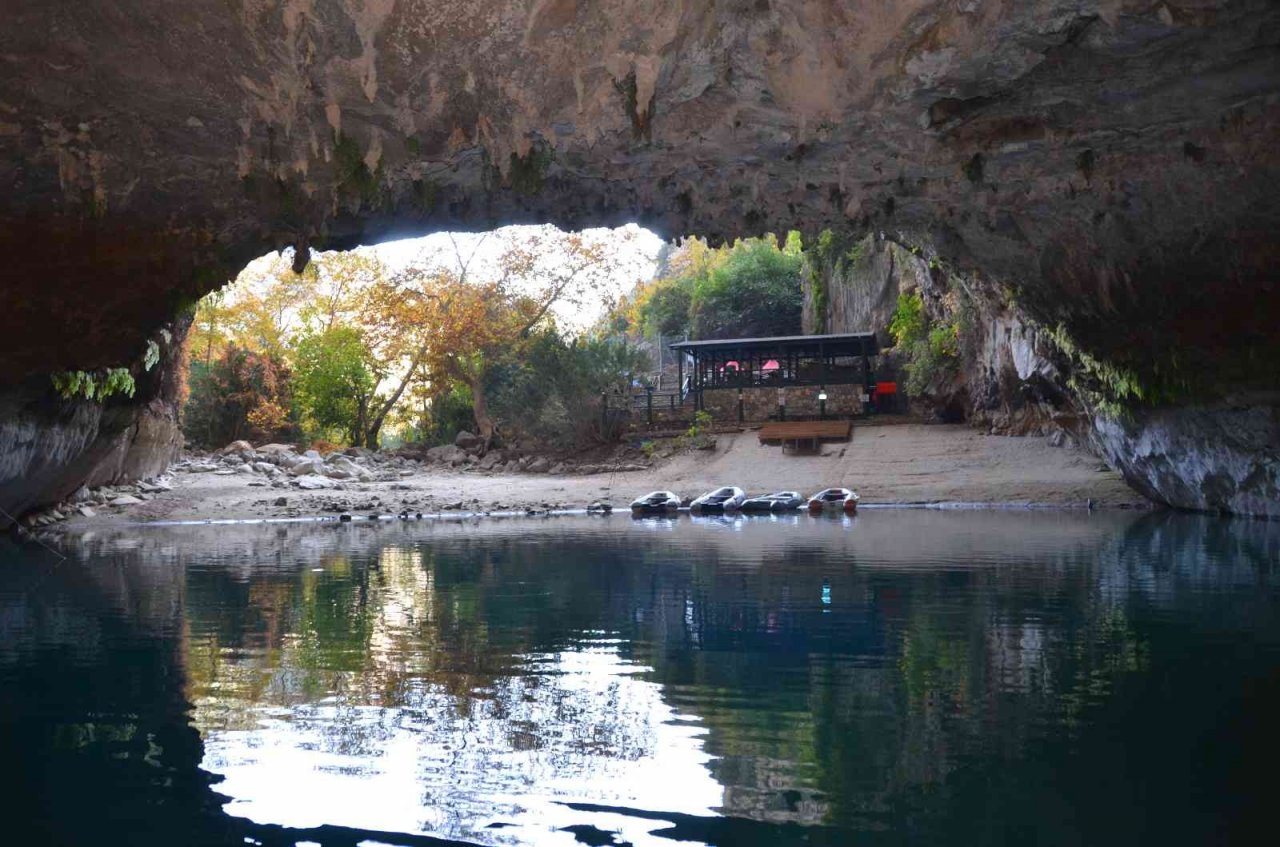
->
[57,422,1146,528]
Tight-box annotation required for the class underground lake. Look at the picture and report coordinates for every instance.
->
[2,510,1277,846]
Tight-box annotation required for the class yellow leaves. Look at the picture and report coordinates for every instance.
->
[246,398,291,433]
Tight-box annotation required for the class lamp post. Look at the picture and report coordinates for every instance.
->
[818,388,828,419]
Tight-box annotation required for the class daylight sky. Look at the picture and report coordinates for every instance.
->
[234,224,666,334]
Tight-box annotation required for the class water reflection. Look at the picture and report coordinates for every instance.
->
[1,511,1278,845]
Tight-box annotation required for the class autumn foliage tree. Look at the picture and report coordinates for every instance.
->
[184,346,296,447]
[184,226,646,450]
[365,230,627,450]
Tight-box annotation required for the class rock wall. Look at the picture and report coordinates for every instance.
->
[807,234,1279,517]
[701,385,864,422]
[1093,399,1280,519]
[804,234,1077,433]
[0,321,188,527]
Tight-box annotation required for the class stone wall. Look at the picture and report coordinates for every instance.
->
[701,385,864,423]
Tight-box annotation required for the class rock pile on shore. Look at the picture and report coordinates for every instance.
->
[410,431,649,475]
[12,434,652,530]
[172,437,649,487]
[17,478,174,528]
[173,441,413,490]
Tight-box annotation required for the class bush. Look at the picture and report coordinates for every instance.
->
[490,329,651,447]
[889,291,927,348]
[417,383,475,447]
[889,291,960,397]
[686,410,713,438]
[183,346,297,447]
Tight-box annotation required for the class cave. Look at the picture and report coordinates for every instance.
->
[1,0,1278,518]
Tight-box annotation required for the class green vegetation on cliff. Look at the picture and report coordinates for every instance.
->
[889,290,962,397]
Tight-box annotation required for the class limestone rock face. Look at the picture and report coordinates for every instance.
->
[1092,400,1280,519]
[0,319,188,527]
[809,235,1280,515]
[1,1,1277,384]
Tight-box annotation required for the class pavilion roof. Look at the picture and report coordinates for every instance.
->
[669,332,879,357]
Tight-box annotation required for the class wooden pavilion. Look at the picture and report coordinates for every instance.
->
[669,332,880,419]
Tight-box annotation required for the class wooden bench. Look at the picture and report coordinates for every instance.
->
[757,420,852,452]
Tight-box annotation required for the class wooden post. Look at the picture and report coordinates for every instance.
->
[737,388,744,423]
[646,386,654,427]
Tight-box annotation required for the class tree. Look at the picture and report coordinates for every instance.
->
[491,329,651,446]
[366,230,627,450]
[616,235,804,342]
[293,327,379,445]
[690,235,804,338]
[183,345,296,447]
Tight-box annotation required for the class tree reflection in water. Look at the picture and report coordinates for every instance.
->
[3,510,1277,846]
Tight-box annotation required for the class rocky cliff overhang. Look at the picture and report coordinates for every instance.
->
[1,1,1277,388]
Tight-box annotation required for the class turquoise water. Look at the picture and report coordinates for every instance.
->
[1,510,1277,846]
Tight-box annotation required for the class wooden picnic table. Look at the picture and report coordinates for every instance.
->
[757,420,852,452]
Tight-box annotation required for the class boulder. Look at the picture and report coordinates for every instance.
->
[217,440,254,456]
[427,444,468,465]
[252,462,277,474]
[289,460,323,477]
[272,451,305,469]
[109,495,143,506]
[327,455,373,481]
[526,457,551,473]
[454,430,482,449]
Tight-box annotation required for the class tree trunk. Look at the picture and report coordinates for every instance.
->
[469,374,496,453]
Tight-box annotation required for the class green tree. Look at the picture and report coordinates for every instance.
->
[690,236,804,339]
[617,235,804,342]
[491,329,650,446]
[641,278,694,336]
[293,327,379,446]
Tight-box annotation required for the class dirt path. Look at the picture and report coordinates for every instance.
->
[61,423,1144,528]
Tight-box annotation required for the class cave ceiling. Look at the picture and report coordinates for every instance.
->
[0,0,1277,377]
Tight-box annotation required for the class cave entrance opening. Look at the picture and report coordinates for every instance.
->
[181,223,663,455]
